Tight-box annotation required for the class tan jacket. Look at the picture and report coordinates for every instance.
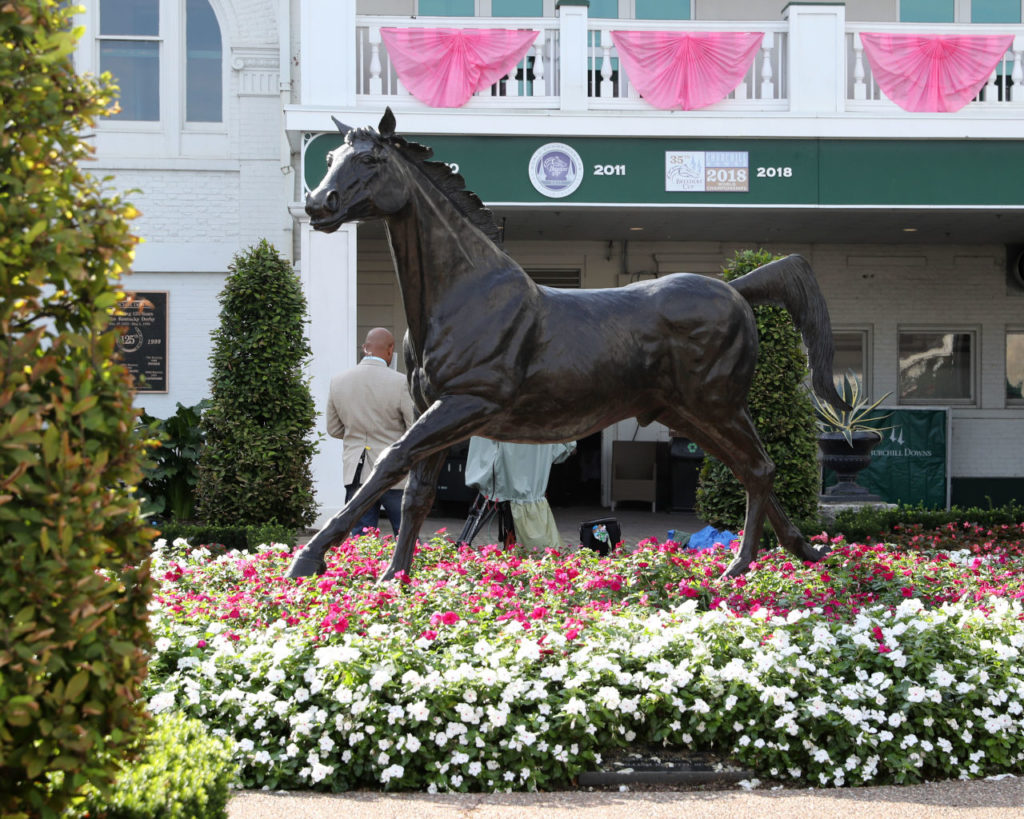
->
[326,357,416,490]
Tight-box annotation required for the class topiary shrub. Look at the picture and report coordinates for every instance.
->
[0,2,155,815]
[696,249,821,534]
[72,713,235,819]
[195,240,318,529]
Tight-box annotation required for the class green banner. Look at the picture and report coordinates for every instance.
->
[303,134,1024,208]
[825,408,949,508]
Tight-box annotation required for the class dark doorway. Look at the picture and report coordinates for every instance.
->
[547,431,602,507]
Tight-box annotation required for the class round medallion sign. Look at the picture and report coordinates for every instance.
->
[528,142,584,199]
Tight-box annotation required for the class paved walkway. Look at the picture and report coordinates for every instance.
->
[228,777,1024,818]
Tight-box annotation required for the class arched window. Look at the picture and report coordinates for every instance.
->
[186,0,223,122]
[95,0,223,124]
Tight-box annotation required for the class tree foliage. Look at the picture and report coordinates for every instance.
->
[195,240,318,529]
[696,249,821,532]
[0,2,155,815]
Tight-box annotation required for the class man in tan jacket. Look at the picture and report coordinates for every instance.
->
[326,327,415,536]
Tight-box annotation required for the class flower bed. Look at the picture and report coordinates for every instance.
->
[145,524,1024,793]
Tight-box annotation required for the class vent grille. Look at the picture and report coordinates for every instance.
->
[527,268,582,289]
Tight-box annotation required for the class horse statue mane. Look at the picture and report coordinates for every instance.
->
[339,109,502,244]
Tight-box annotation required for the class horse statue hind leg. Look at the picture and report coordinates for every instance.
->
[674,407,824,575]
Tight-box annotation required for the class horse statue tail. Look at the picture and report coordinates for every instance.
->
[728,254,849,412]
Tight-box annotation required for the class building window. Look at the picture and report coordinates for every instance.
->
[900,0,1021,22]
[418,0,475,14]
[898,330,976,404]
[185,0,222,122]
[526,268,582,288]
[832,329,869,386]
[96,0,223,124]
[100,0,159,121]
[1007,330,1024,404]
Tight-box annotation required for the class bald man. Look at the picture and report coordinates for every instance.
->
[326,328,415,537]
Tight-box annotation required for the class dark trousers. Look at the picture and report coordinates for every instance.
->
[345,483,403,537]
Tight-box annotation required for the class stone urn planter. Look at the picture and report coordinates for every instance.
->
[809,371,891,503]
[818,430,882,500]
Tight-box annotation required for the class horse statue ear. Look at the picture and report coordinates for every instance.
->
[331,116,353,134]
[379,107,397,140]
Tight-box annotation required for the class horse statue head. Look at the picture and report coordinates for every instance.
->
[305,108,500,243]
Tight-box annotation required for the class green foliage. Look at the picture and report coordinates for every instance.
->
[696,249,820,532]
[195,240,318,529]
[810,369,892,444]
[72,713,235,819]
[155,521,296,555]
[0,2,155,815]
[138,401,209,521]
[815,501,1024,543]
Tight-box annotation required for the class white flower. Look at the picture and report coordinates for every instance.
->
[267,667,286,684]
[369,668,393,691]
[380,764,404,784]
[906,685,927,703]
[147,691,176,713]
[154,637,172,652]
[595,686,621,710]
[407,700,430,721]
[564,697,587,716]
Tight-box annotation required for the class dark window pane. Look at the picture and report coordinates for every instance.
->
[492,0,542,14]
[100,0,158,36]
[418,0,474,15]
[589,0,618,18]
[972,0,1021,23]
[900,0,954,22]
[899,331,974,402]
[186,0,222,122]
[833,331,866,385]
[636,0,690,20]
[101,40,159,121]
[1007,332,1024,401]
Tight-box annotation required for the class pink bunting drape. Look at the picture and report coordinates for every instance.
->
[380,28,539,108]
[859,33,1013,112]
[610,30,764,110]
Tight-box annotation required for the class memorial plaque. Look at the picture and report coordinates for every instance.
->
[111,291,168,393]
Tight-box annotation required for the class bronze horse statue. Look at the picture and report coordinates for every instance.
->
[288,108,846,582]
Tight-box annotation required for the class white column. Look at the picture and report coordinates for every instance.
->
[299,219,359,523]
[784,3,846,113]
[557,1,589,111]
[301,0,356,107]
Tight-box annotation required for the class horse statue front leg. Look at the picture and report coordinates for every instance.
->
[380,450,447,583]
[286,395,497,579]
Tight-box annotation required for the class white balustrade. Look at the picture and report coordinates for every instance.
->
[356,16,558,106]
[351,14,1024,117]
[585,19,788,109]
[847,24,1024,111]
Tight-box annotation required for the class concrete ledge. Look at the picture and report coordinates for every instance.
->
[819,500,897,525]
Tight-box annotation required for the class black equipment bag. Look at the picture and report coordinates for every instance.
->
[579,517,621,556]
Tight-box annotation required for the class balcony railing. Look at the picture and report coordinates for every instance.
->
[586,19,788,109]
[348,13,1024,116]
[356,16,561,107]
[846,24,1024,110]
